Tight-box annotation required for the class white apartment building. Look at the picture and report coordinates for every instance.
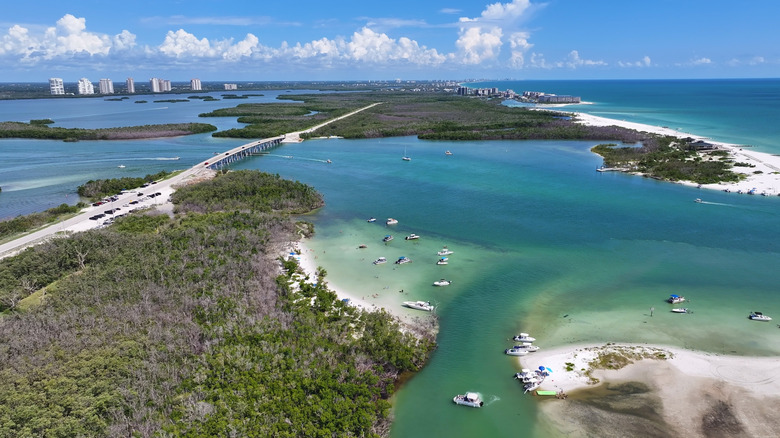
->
[98,78,114,94]
[126,77,135,93]
[190,78,202,91]
[77,78,95,95]
[49,78,65,95]
[150,78,171,93]
[224,83,237,90]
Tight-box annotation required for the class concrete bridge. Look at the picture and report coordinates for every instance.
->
[203,135,285,170]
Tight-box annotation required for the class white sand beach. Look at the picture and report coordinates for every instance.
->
[520,343,780,437]
[572,111,780,196]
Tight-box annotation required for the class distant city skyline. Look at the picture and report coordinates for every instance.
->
[2,0,779,82]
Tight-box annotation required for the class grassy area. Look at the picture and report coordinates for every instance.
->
[0,203,87,241]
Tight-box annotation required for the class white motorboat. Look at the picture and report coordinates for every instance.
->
[403,301,434,311]
[514,369,543,384]
[445,150,453,156]
[433,279,451,287]
[504,346,529,356]
[453,392,483,408]
[695,198,702,203]
[437,257,449,265]
[395,256,412,264]
[382,235,394,242]
[749,311,772,321]
[405,234,420,240]
[373,257,387,265]
[667,294,686,304]
[671,308,690,314]
[437,247,454,256]
[367,217,377,223]
[513,333,536,343]
[117,164,126,168]
[510,342,539,353]
[386,218,398,225]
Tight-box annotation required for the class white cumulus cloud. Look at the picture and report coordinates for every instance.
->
[566,50,606,68]
[618,55,651,68]
[455,26,503,64]
[455,0,537,66]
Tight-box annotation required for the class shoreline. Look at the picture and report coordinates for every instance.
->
[565,109,780,196]
[520,342,780,437]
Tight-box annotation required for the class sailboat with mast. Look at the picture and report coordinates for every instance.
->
[402,146,411,161]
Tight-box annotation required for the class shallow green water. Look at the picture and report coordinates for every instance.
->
[233,136,780,437]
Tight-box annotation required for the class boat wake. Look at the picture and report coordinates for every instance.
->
[483,394,501,406]
[144,157,181,161]
[262,154,330,163]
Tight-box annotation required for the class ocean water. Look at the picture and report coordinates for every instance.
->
[1,80,779,436]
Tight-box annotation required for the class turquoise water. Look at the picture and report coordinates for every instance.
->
[1,81,780,436]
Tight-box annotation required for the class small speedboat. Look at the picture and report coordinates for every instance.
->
[358,244,367,249]
[117,165,126,168]
[749,311,772,321]
[403,301,434,311]
[445,150,453,156]
[402,156,411,162]
[386,218,398,225]
[671,308,690,314]
[382,235,394,242]
[373,257,387,265]
[405,234,420,240]
[395,256,412,264]
[667,294,686,304]
[433,279,451,287]
[514,369,542,384]
[695,198,702,203]
[504,346,529,356]
[326,159,332,163]
[513,333,536,343]
[437,257,449,265]
[367,217,377,223]
[453,392,483,408]
[510,342,539,353]
[437,247,454,256]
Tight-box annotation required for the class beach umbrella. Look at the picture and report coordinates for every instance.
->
[546,367,553,373]
[538,366,545,371]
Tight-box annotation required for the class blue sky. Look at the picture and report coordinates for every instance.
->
[1,0,777,82]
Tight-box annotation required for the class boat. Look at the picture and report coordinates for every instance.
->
[667,294,686,304]
[117,165,126,168]
[367,217,377,223]
[695,198,702,203]
[386,218,398,225]
[437,247,454,256]
[671,308,690,314]
[504,346,529,356]
[437,257,449,265]
[514,369,543,385]
[382,235,394,242]
[395,256,412,264]
[513,333,536,343]
[326,159,332,163]
[403,301,434,311]
[749,311,772,321]
[445,150,453,156]
[433,279,451,286]
[510,342,539,353]
[453,392,483,408]
[405,233,420,240]
[402,146,411,161]
[358,244,367,249]
[373,257,387,265]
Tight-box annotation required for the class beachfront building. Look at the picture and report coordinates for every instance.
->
[224,83,237,90]
[190,78,202,91]
[537,95,581,104]
[49,78,65,95]
[149,78,171,93]
[98,78,114,94]
[126,77,135,93]
[77,78,94,95]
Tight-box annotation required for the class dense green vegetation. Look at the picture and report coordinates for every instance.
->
[77,171,172,200]
[0,121,217,141]
[0,203,86,241]
[592,137,743,184]
[0,170,432,437]
[200,94,366,139]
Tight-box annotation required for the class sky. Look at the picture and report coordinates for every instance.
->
[0,0,777,82]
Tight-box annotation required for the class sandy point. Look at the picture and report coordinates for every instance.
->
[520,343,780,437]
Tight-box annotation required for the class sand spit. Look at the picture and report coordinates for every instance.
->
[563,110,780,196]
[521,343,780,437]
